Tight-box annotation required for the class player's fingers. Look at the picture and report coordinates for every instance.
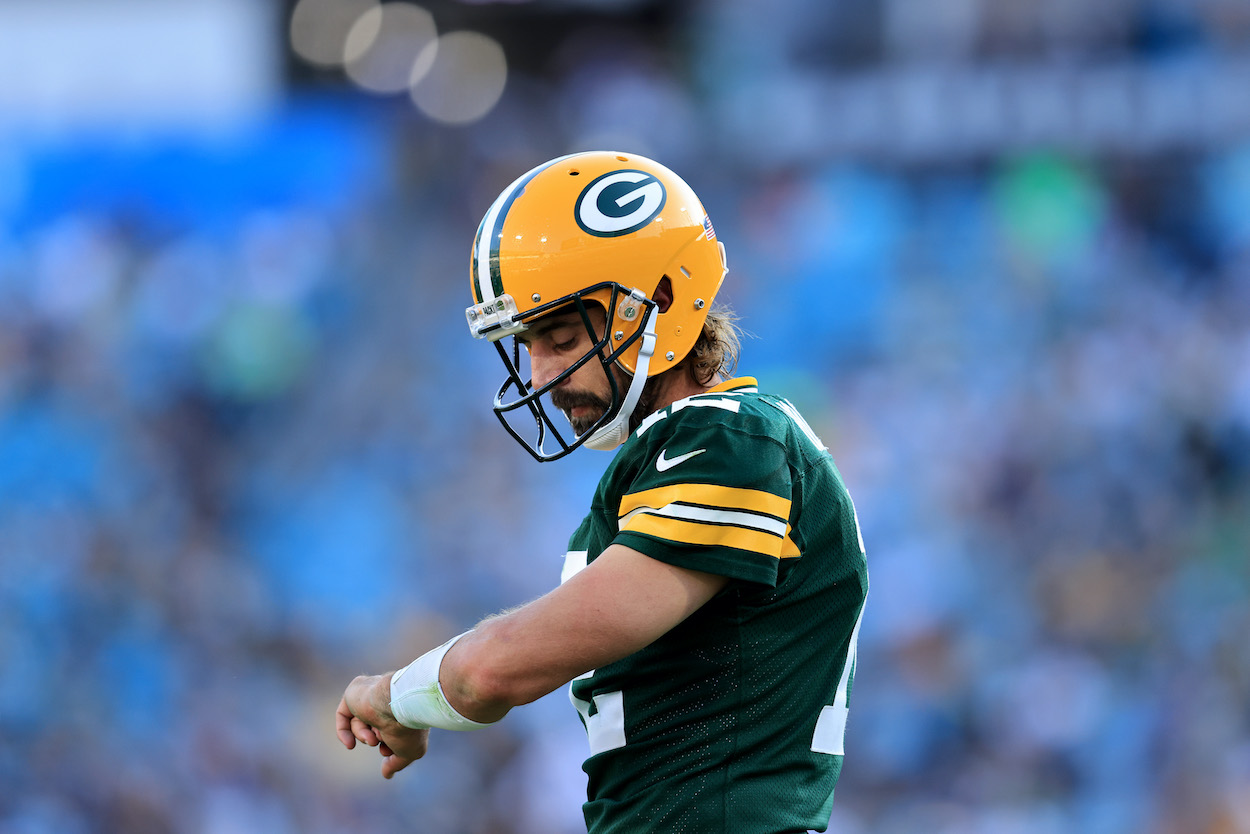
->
[336,697,357,749]
[378,741,395,757]
[382,754,416,780]
[352,716,380,746]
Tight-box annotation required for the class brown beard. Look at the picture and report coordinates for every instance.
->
[550,388,613,435]
[550,365,659,437]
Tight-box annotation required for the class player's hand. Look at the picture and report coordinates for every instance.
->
[336,674,430,779]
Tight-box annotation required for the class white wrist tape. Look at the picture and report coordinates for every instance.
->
[390,631,493,732]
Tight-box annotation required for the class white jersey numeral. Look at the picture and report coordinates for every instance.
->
[570,680,627,755]
[772,398,827,451]
[562,555,628,756]
[769,398,866,554]
[811,601,865,756]
[560,550,588,584]
[766,397,867,753]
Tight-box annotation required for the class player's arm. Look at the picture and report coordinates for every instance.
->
[340,547,725,735]
[442,543,729,721]
[337,542,727,772]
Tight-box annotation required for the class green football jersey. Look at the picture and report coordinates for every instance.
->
[563,377,869,834]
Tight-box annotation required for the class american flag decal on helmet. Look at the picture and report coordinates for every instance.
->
[702,214,716,240]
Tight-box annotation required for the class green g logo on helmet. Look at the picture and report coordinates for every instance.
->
[574,170,667,237]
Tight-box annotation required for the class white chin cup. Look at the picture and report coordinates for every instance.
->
[584,308,658,451]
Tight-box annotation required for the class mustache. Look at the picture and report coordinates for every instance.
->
[550,389,611,412]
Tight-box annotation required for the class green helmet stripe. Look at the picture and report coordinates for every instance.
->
[474,153,578,304]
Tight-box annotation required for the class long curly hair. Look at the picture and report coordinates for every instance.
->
[627,303,744,434]
[685,303,742,386]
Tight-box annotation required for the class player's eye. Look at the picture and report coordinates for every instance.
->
[549,326,580,350]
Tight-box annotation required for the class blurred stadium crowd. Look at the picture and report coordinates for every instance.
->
[1,1,1249,833]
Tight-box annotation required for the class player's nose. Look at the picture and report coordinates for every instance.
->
[529,344,565,391]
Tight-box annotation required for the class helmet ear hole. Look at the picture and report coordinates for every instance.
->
[652,276,674,314]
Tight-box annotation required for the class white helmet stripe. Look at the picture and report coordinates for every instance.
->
[474,153,579,305]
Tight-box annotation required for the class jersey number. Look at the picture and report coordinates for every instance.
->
[771,398,867,754]
[570,677,627,755]
[571,605,866,759]
[562,554,629,756]
[810,601,864,755]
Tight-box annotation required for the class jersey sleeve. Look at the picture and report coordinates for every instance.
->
[613,418,796,586]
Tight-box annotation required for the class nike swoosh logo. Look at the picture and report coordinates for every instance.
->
[656,448,706,472]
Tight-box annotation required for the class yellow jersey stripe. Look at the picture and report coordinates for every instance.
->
[704,376,758,394]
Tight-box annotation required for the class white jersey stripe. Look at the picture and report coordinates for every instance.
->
[618,502,788,537]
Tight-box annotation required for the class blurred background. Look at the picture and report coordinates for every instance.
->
[1,0,1248,832]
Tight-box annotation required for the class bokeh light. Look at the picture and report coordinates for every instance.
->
[410,31,507,125]
[289,0,378,67]
[343,2,438,95]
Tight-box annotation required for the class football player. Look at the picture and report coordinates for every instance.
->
[336,151,869,833]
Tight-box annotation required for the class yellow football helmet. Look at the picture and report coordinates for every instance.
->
[466,150,728,461]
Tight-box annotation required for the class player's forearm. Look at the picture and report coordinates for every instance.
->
[438,545,729,721]
[437,618,575,722]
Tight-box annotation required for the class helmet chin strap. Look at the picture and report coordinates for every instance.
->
[584,307,658,452]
